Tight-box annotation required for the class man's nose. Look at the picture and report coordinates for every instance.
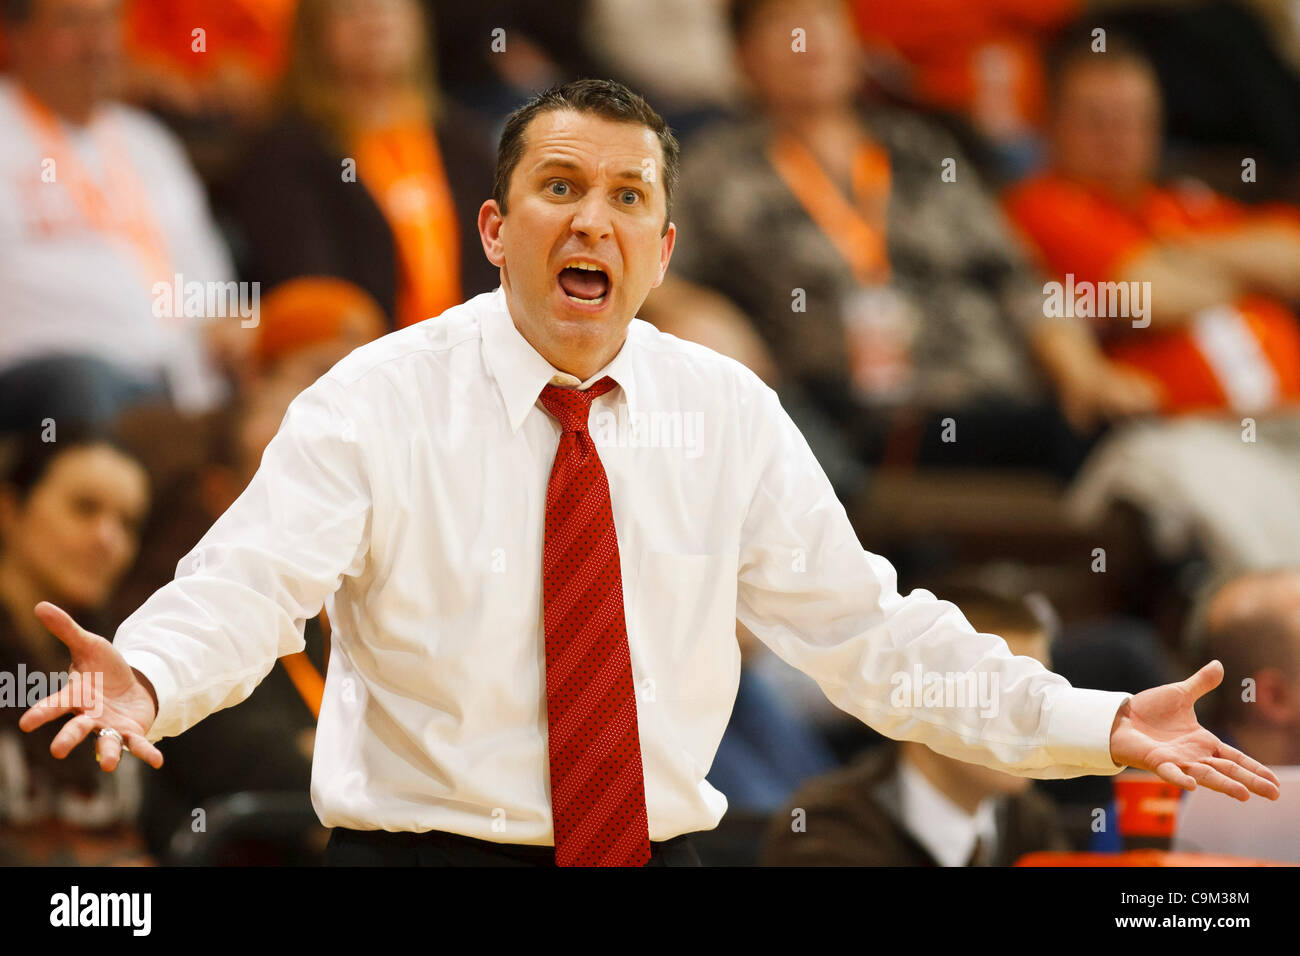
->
[570,190,613,240]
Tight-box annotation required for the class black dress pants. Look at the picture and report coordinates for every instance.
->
[325,827,702,866]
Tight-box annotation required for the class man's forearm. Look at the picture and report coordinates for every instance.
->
[1180,226,1300,301]
[1112,246,1242,330]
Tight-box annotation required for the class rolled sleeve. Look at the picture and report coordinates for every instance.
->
[1043,685,1132,774]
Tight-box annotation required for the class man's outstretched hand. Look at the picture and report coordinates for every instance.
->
[18,602,163,772]
[1109,660,1280,801]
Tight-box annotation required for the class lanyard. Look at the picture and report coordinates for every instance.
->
[352,123,462,328]
[767,129,892,286]
[280,651,324,720]
[18,87,173,289]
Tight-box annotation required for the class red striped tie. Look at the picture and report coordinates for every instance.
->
[539,377,652,867]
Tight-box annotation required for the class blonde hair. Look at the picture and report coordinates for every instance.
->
[281,0,440,146]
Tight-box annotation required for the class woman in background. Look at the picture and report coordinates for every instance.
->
[0,428,151,865]
[223,0,498,331]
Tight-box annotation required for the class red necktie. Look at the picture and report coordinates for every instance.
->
[539,377,652,867]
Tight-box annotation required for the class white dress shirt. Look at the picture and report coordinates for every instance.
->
[892,758,999,867]
[116,286,1131,844]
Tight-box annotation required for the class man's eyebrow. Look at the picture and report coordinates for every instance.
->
[531,158,653,185]
[532,158,584,175]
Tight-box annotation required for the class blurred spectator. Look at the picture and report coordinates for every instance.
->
[0,355,168,434]
[123,0,296,121]
[0,426,151,864]
[654,0,1098,491]
[1087,1,1300,191]
[583,0,740,137]
[428,1,603,126]
[120,0,300,183]
[253,275,388,394]
[1004,36,1300,569]
[0,0,243,419]
[0,0,245,418]
[848,0,1080,181]
[1006,37,1300,416]
[1194,568,1300,766]
[223,0,497,332]
[759,585,1070,865]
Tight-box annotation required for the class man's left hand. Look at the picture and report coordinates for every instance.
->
[1108,660,1281,801]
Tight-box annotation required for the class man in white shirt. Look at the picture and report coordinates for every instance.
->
[0,0,240,417]
[20,78,1280,867]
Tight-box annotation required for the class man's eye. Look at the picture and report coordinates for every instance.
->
[547,181,570,196]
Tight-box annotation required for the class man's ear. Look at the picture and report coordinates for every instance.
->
[653,221,677,288]
[478,199,506,268]
[1254,668,1297,722]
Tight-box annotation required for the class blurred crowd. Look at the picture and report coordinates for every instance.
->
[2,0,1300,866]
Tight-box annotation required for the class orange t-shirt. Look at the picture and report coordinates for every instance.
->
[850,0,1079,132]
[1003,172,1300,413]
[351,122,463,329]
[125,0,298,84]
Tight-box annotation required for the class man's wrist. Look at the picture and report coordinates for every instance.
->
[1108,697,1132,766]
[131,666,159,725]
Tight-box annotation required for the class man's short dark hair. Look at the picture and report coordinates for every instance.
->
[934,584,1055,644]
[727,0,774,41]
[1199,572,1300,731]
[727,0,840,42]
[1044,28,1161,110]
[2,0,35,25]
[492,78,680,235]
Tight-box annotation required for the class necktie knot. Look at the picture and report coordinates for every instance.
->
[539,376,618,433]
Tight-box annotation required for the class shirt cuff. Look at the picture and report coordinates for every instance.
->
[1044,686,1132,774]
[118,646,181,743]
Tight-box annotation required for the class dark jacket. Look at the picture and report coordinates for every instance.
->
[759,742,1070,866]
[220,102,500,329]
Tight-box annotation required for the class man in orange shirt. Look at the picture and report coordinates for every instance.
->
[1004,36,1300,418]
[1002,35,1300,571]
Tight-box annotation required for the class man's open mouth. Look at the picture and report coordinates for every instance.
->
[557,261,611,306]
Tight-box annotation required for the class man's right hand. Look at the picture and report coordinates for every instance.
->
[1058,361,1164,432]
[17,602,164,772]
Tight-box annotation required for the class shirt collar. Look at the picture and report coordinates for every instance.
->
[481,286,639,433]
[894,756,999,868]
